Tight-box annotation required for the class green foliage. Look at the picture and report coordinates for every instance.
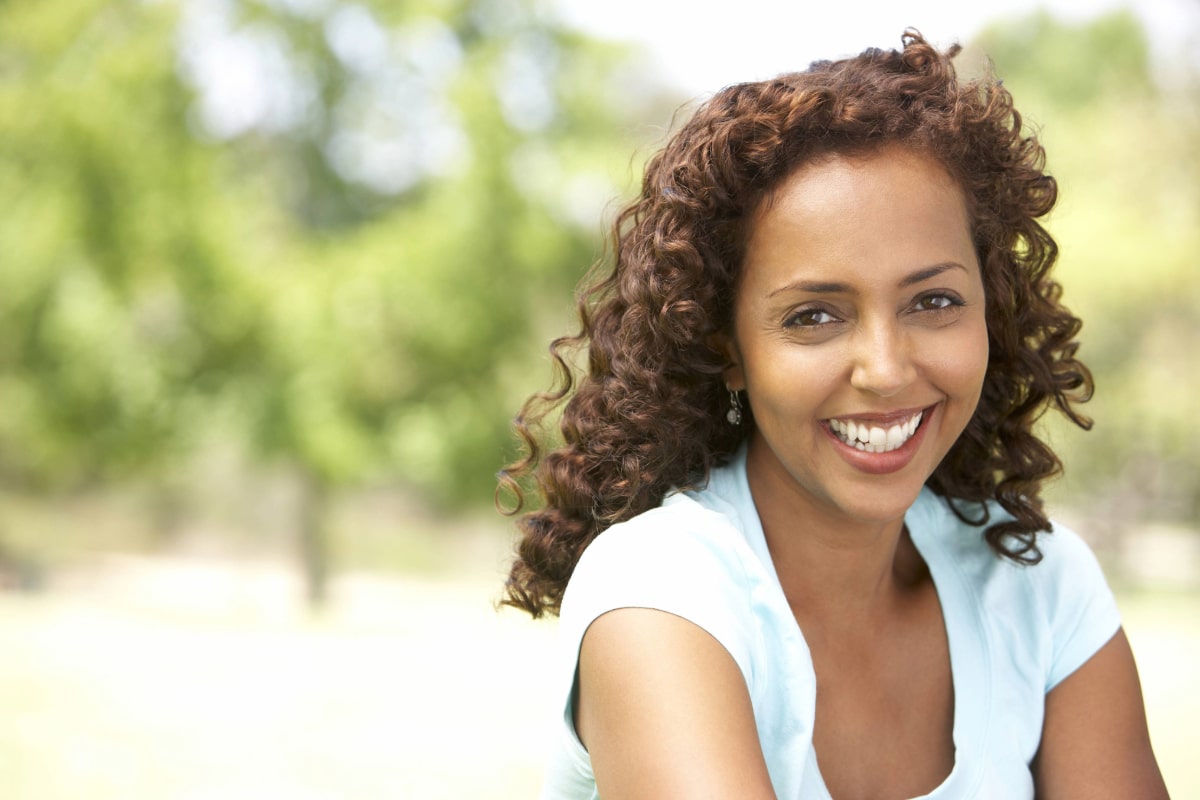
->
[974,9,1152,109]
[0,0,262,485]
[191,0,658,499]
[0,0,659,509]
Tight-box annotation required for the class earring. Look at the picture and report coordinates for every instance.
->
[726,388,743,426]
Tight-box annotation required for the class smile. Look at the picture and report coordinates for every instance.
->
[827,410,924,453]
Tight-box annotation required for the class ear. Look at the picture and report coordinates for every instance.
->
[708,330,746,392]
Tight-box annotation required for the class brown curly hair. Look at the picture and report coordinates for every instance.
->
[498,30,1093,618]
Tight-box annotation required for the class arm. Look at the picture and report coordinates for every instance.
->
[1033,628,1169,799]
[575,607,778,800]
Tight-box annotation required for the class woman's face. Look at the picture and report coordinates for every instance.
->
[722,146,989,529]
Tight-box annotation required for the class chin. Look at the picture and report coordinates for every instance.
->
[826,482,926,528]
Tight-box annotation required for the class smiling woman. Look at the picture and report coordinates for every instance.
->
[719,148,989,529]
[498,31,1168,800]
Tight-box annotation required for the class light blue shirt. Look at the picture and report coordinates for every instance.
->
[542,446,1121,799]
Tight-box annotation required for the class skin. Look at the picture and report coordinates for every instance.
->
[576,146,1167,799]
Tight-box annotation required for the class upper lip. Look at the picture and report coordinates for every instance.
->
[825,404,935,425]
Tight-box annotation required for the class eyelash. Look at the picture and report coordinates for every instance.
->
[912,291,966,314]
[783,306,841,328]
[782,292,966,329]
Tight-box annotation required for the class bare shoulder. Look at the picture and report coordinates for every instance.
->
[1034,627,1169,799]
[576,607,777,800]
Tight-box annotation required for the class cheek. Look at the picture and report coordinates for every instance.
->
[741,349,848,447]
[743,339,844,403]
[938,320,990,411]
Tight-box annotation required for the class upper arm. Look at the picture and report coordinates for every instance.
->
[1033,627,1168,799]
[575,607,778,800]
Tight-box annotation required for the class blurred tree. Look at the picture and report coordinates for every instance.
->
[0,0,669,604]
[177,0,670,603]
[0,0,266,486]
[970,11,1200,535]
[974,9,1153,109]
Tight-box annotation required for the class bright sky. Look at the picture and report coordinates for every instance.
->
[558,0,1199,96]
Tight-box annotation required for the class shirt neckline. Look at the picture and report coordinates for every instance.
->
[706,448,992,799]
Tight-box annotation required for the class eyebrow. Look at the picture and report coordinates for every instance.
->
[899,262,966,287]
[767,261,967,297]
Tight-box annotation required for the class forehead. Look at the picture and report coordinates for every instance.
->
[740,147,975,288]
[752,146,966,229]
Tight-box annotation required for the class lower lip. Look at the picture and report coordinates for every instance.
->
[824,405,938,475]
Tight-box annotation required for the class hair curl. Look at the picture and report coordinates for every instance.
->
[498,30,1093,618]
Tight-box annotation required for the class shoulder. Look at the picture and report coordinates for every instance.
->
[911,489,1108,582]
[911,490,1121,691]
[570,493,747,583]
[560,492,763,675]
[542,493,774,796]
[1027,519,1123,689]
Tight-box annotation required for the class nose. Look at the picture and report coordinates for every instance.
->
[849,321,917,398]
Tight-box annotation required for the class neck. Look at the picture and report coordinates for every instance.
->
[745,439,929,629]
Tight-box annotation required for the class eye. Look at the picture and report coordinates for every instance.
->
[784,307,841,327]
[913,292,964,313]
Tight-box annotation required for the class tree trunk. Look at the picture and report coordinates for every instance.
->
[298,470,331,610]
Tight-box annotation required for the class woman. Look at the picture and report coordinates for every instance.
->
[499,31,1168,799]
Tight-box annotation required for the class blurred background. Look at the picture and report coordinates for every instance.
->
[0,0,1197,797]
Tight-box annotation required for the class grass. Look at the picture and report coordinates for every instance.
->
[0,551,1195,798]
[0,557,554,799]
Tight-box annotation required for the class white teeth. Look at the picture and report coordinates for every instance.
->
[886,425,904,449]
[829,410,925,453]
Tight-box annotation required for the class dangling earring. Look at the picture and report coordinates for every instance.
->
[726,387,743,426]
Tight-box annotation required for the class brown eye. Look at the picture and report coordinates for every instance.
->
[914,293,963,312]
[785,307,839,327]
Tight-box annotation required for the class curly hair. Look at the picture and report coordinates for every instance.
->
[498,30,1093,618]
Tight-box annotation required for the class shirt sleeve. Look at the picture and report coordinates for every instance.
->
[1035,522,1123,692]
[554,501,759,746]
